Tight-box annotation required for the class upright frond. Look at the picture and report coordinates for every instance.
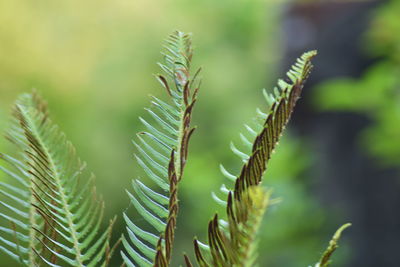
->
[232,50,317,199]
[190,51,317,266]
[0,92,115,266]
[122,31,201,266]
[314,223,351,267]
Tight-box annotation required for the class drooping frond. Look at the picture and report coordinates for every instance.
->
[314,223,351,267]
[190,51,317,266]
[122,31,201,266]
[0,92,115,266]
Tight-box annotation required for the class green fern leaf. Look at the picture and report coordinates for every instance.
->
[122,31,201,266]
[0,92,115,266]
[190,51,317,266]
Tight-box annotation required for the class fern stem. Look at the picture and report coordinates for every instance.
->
[162,38,190,264]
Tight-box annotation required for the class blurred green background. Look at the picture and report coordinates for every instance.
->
[0,0,398,266]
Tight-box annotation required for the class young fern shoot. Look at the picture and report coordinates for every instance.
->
[189,51,317,267]
[0,92,115,266]
[121,31,201,266]
[314,223,351,267]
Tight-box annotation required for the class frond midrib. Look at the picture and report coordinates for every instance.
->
[156,32,194,263]
[28,182,38,265]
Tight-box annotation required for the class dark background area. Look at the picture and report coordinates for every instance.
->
[285,1,400,266]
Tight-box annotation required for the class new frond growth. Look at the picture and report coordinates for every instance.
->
[122,31,201,266]
[234,50,317,198]
[191,51,317,266]
[314,223,351,267]
[0,92,114,266]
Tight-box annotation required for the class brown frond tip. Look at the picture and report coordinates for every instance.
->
[193,239,209,267]
[183,253,194,267]
[31,90,49,119]
[5,90,49,146]
[13,90,49,123]
[207,214,233,265]
[156,75,172,97]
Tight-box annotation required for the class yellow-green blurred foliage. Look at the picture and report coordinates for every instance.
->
[0,0,329,266]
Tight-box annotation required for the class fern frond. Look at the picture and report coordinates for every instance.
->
[314,223,351,267]
[190,51,317,266]
[122,31,201,266]
[232,50,317,198]
[0,92,115,266]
